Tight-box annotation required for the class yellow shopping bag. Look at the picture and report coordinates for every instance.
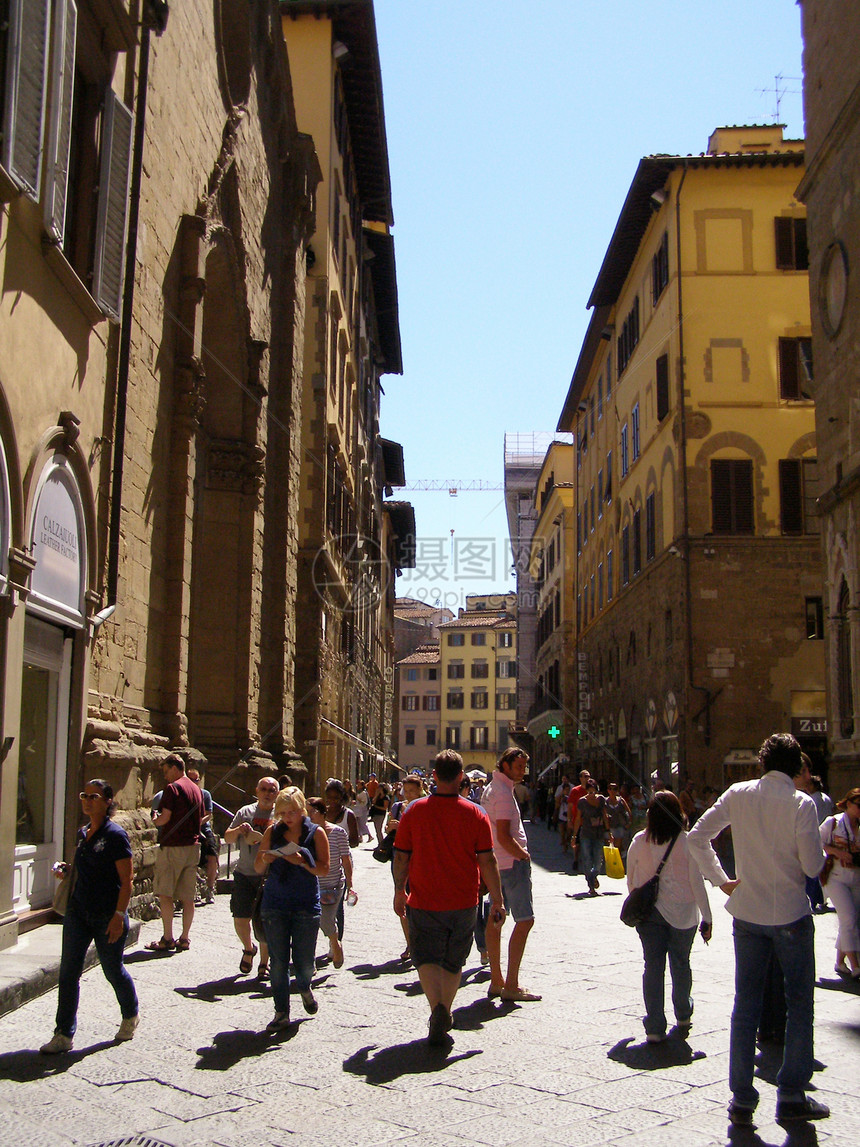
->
[603,844,625,880]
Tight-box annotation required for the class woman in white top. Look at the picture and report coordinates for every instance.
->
[627,790,712,1043]
[820,787,860,978]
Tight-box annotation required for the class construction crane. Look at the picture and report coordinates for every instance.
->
[404,479,503,497]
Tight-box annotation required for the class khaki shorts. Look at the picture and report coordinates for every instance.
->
[154,843,200,902]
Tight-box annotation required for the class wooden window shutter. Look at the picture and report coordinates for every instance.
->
[778,337,799,399]
[92,89,132,321]
[42,0,77,243]
[712,459,753,533]
[775,217,794,269]
[2,0,51,200]
[779,459,803,535]
[733,460,754,533]
[656,354,669,422]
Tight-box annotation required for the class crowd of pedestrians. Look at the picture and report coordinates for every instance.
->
[39,736,858,1130]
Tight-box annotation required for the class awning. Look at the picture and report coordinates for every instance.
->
[319,716,398,771]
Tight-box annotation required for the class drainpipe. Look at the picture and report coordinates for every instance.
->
[106,2,169,604]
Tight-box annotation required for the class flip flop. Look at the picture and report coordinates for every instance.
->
[239,945,257,975]
[145,937,175,952]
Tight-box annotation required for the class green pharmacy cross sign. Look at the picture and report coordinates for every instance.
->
[547,725,562,740]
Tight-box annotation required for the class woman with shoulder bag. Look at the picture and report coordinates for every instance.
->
[821,787,860,978]
[40,780,138,1054]
[626,791,712,1044]
[255,787,329,1029]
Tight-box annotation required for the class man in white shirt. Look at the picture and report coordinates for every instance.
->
[481,748,541,1003]
[687,734,828,1127]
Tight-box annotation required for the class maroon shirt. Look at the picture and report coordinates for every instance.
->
[160,775,204,846]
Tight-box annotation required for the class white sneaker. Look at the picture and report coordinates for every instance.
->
[40,1032,73,1054]
[115,1015,139,1041]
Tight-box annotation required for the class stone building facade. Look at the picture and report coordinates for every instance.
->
[798,1,860,794]
[555,125,826,793]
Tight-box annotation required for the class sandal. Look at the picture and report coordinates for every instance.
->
[239,945,258,975]
[145,937,175,952]
[256,963,269,981]
[175,937,191,951]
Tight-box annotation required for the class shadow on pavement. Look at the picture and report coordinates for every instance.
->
[727,1123,820,1147]
[452,997,515,1030]
[608,1035,706,1070]
[343,1039,481,1085]
[0,1041,115,1080]
[350,958,412,980]
[174,974,269,1003]
[816,974,860,994]
[195,1025,299,1070]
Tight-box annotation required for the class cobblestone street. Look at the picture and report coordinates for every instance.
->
[0,823,857,1147]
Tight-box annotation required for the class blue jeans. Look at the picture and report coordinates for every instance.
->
[55,901,137,1037]
[474,896,489,952]
[637,909,696,1036]
[261,909,320,1014]
[730,915,815,1109]
[578,835,604,890]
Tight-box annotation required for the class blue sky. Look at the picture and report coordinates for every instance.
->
[374,1,805,611]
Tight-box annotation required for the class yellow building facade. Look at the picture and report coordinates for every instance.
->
[438,598,518,776]
[556,125,825,790]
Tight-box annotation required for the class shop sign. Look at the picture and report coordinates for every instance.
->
[791,717,827,737]
[29,463,85,626]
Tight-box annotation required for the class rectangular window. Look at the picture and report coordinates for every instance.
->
[632,508,642,574]
[446,726,461,749]
[779,458,819,536]
[775,216,809,271]
[471,691,488,709]
[805,597,824,640]
[447,633,465,646]
[598,561,603,609]
[496,692,515,710]
[621,425,629,477]
[404,729,415,746]
[778,337,813,400]
[423,695,440,711]
[656,354,670,422]
[498,632,513,648]
[597,376,603,420]
[652,230,669,304]
[426,728,437,746]
[605,450,613,503]
[597,469,603,518]
[711,459,754,534]
[631,403,640,462]
[471,662,489,679]
[402,695,418,711]
[427,667,438,680]
[622,525,630,586]
[497,660,516,678]
[470,727,488,750]
[606,350,612,403]
[406,668,418,681]
[645,492,656,561]
[447,663,465,679]
[471,633,486,646]
[446,692,464,709]
[607,549,613,600]
[617,296,640,376]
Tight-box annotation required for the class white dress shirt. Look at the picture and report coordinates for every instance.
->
[687,771,825,926]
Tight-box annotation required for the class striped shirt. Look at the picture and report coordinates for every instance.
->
[319,823,350,890]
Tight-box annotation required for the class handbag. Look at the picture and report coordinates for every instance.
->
[603,844,625,880]
[372,828,397,863]
[52,864,76,916]
[620,834,678,928]
[819,855,835,886]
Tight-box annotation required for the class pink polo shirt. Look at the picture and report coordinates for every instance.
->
[481,770,528,871]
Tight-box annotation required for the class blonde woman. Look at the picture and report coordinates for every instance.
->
[255,787,329,1028]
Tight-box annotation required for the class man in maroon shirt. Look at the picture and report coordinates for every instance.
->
[393,750,505,1045]
[148,754,204,952]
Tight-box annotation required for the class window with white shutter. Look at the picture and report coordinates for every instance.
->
[2,0,51,199]
[42,0,77,243]
[92,88,132,321]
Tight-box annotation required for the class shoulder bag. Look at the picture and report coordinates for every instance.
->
[620,833,679,928]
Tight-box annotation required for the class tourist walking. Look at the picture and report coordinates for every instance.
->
[626,791,711,1043]
[255,787,330,1029]
[223,776,278,978]
[820,787,860,978]
[40,780,138,1053]
[606,782,632,859]
[307,798,353,968]
[572,779,612,895]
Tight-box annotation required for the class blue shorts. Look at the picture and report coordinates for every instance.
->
[500,858,534,922]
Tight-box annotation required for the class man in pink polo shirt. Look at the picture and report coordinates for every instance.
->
[482,747,542,1003]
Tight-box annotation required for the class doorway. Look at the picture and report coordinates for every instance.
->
[13,616,72,912]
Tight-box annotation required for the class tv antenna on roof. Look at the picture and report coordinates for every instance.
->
[756,73,801,124]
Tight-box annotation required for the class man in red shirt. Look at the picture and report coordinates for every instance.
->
[394,750,505,1045]
[148,754,204,952]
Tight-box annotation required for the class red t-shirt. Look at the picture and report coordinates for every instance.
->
[160,775,204,846]
[568,784,587,818]
[394,794,494,911]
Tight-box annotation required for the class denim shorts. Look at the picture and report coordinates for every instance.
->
[407,906,477,973]
[500,858,534,921]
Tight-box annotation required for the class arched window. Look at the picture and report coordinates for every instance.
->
[837,579,854,738]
